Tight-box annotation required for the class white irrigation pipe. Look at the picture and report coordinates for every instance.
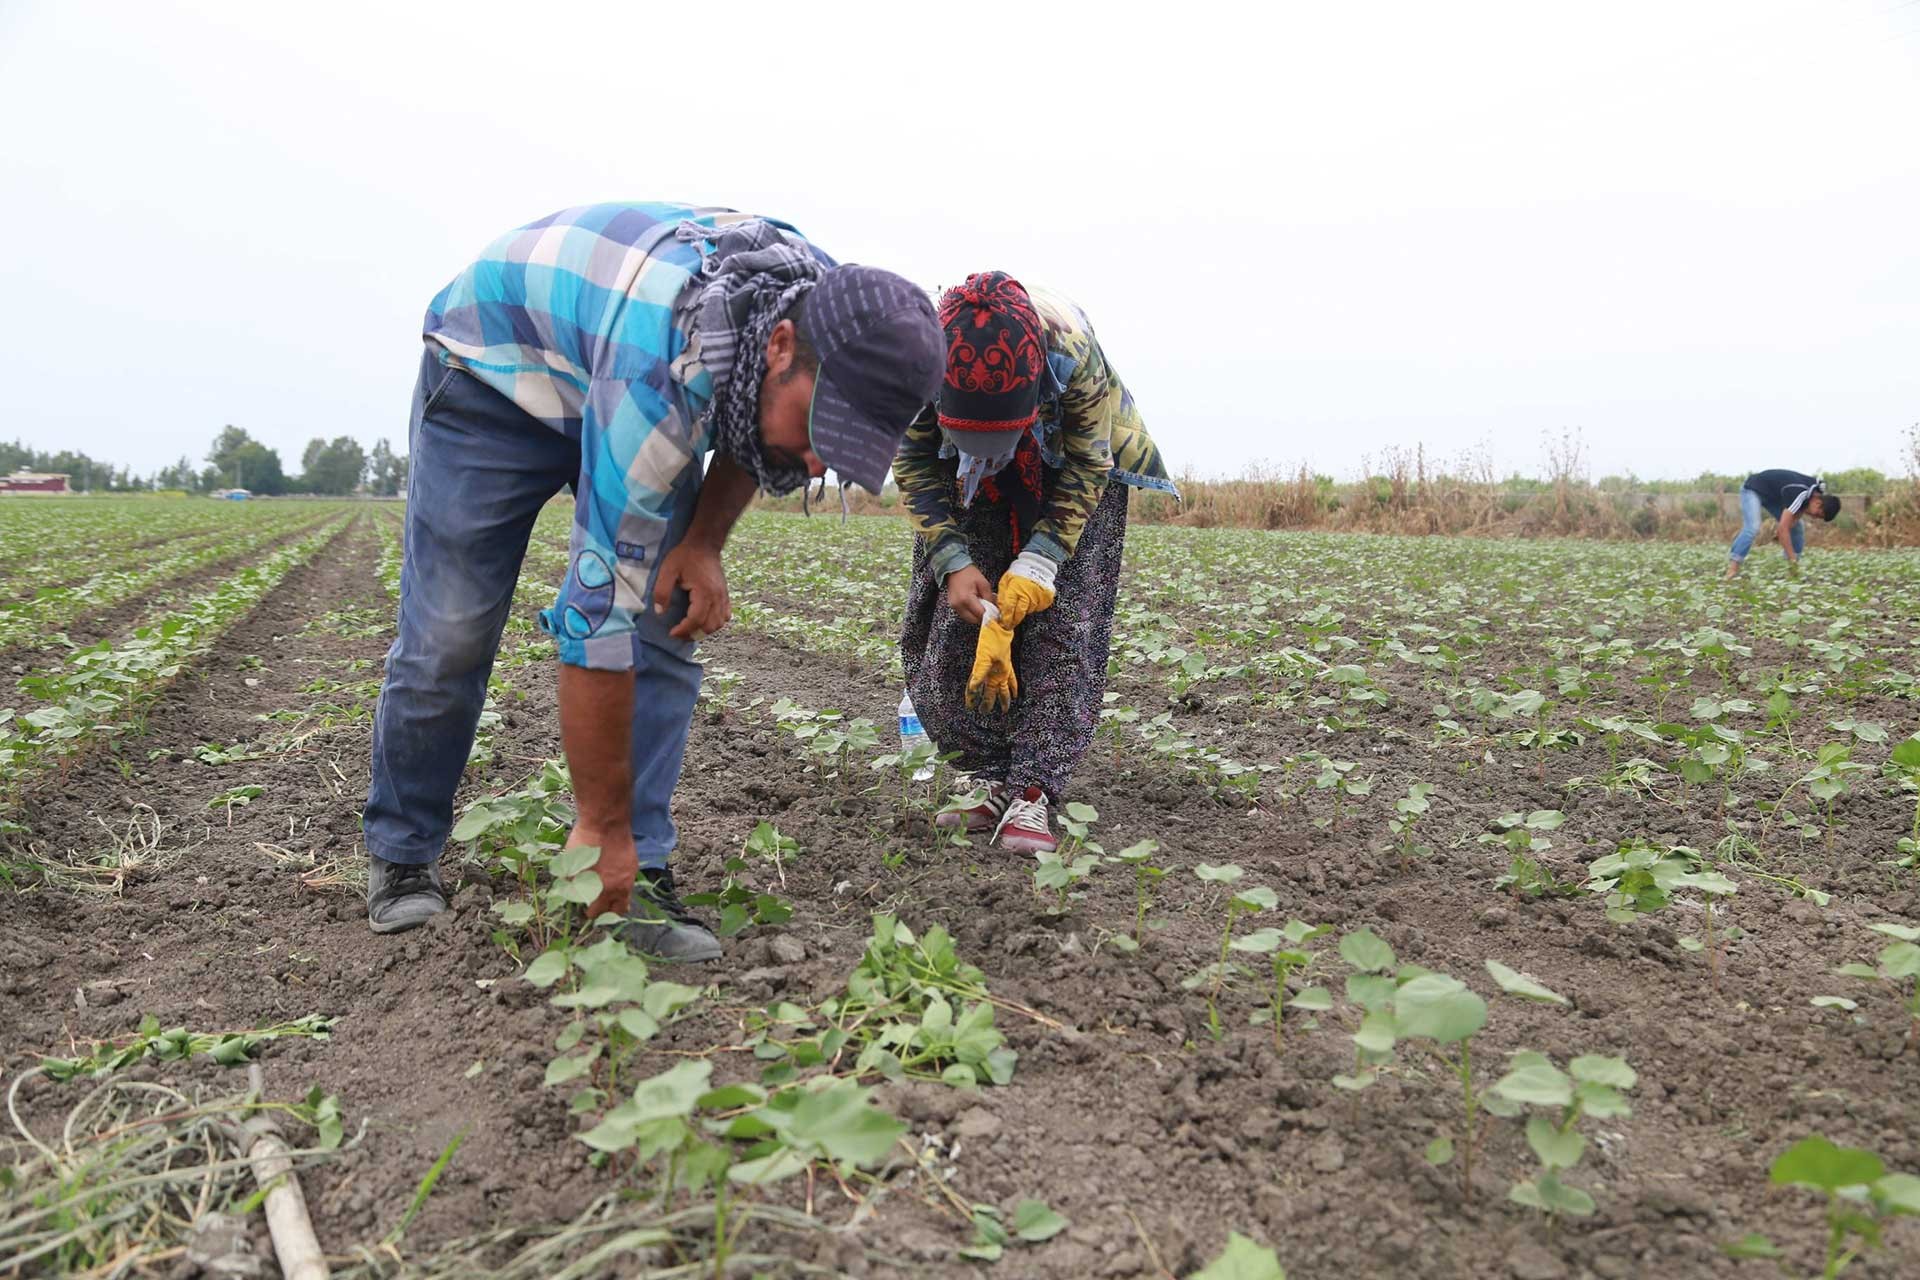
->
[245,1064,330,1280]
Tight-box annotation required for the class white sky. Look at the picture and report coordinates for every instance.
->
[2,0,1916,484]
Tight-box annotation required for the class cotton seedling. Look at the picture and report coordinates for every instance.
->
[1230,920,1331,1051]
[1834,923,1920,1053]
[1584,840,1699,923]
[537,935,703,1113]
[1366,971,1492,1201]
[1573,715,1664,791]
[1722,1136,1920,1278]
[1056,802,1103,859]
[766,914,1017,1089]
[1380,782,1438,872]
[1769,743,1872,852]
[1486,1050,1637,1229]
[1033,849,1099,916]
[1312,757,1371,831]
[1668,869,1738,993]
[1185,864,1277,1038]
[1883,734,1920,868]
[206,783,263,827]
[578,1059,906,1272]
[1479,810,1570,899]
[686,826,797,937]
[1109,838,1165,950]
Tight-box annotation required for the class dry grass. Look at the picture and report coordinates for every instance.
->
[764,426,1920,546]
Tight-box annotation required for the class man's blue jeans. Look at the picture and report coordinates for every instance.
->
[1728,488,1804,563]
[362,351,701,870]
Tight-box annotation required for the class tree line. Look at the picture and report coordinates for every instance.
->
[2,427,407,496]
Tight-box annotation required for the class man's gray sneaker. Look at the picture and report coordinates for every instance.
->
[367,855,446,934]
[618,867,721,963]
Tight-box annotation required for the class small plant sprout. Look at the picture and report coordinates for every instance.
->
[1185,864,1276,1038]
[1835,923,1920,1053]
[1387,782,1437,871]
[1377,972,1491,1202]
[1884,733,1920,867]
[1056,801,1103,859]
[1480,810,1569,899]
[1231,920,1331,1051]
[1723,1136,1920,1278]
[743,819,798,889]
[1032,848,1099,916]
[1670,868,1737,993]
[1312,757,1371,831]
[1109,838,1165,950]
[1772,743,1871,852]
[206,783,263,827]
[1488,1050,1637,1228]
[1584,840,1699,923]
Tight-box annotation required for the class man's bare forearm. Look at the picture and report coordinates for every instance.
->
[686,454,760,551]
[559,665,635,832]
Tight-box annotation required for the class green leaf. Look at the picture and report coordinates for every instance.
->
[523,948,570,988]
[1291,986,1333,1011]
[1425,1137,1455,1166]
[627,1060,715,1123]
[1810,995,1858,1011]
[1392,974,1487,1044]
[449,807,496,841]
[1330,1071,1376,1093]
[547,870,603,906]
[1339,928,1396,973]
[1672,870,1737,896]
[726,1147,810,1186]
[1572,1082,1633,1120]
[1770,1135,1885,1193]
[544,1052,596,1087]
[1879,942,1920,979]
[1890,736,1920,770]
[1873,1172,1920,1215]
[1345,973,1396,1011]
[492,900,534,925]
[1836,962,1881,980]
[1195,863,1246,885]
[1568,1056,1637,1089]
[1485,960,1568,1005]
[1191,1231,1287,1280]
[1012,1198,1069,1242]
[1722,1233,1785,1260]
[550,845,600,878]
[1352,1010,1398,1054]
[777,1080,906,1167]
[1231,928,1283,954]
[1524,809,1565,830]
[1526,1115,1587,1170]
[463,1059,484,1079]
[1493,1058,1573,1108]
[1233,886,1280,912]
[1869,922,1920,943]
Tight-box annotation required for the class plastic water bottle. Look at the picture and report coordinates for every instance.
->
[898,692,935,780]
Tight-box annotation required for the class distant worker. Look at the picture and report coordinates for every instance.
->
[894,273,1176,853]
[1723,469,1839,579]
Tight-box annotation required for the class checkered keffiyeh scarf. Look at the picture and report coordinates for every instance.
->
[676,220,823,495]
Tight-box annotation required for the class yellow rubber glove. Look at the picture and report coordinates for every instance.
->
[996,550,1059,628]
[996,573,1055,629]
[967,613,1019,712]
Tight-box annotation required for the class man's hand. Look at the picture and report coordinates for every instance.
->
[568,824,637,922]
[946,565,998,626]
[654,538,729,641]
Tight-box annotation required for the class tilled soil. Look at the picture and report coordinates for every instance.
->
[2,518,1916,1280]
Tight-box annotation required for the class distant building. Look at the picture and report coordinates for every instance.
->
[0,469,71,495]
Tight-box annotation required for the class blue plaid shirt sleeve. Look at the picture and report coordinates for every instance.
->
[423,202,821,670]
